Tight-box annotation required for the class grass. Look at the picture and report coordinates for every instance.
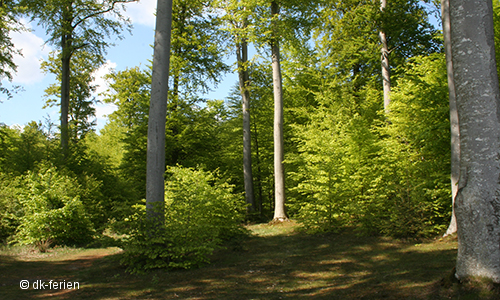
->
[1,221,499,299]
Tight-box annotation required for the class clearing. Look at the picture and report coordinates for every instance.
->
[1,221,498,299]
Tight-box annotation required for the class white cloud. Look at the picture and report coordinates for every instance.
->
[92,60,118,130]
[93,60,117,97]
[122,0,157,28]
[94,102,118,130]
[10,20,52,85]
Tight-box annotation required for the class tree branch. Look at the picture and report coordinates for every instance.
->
[72,0,137,30]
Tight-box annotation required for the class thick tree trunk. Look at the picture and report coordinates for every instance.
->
[146,0,173,222]
[271,0,287,221]
[450,0,500,282]
[237,38,255,212]
[441,0,459,237]
[379,0,391,112]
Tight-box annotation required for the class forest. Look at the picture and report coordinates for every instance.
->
[1,0,500,293]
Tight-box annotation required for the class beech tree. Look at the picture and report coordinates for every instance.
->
[236,17,256,212]
[167,0,229,166]
[441,0,459,237]
[450,0,500,282]
[146,0,173,221]
[379,0,391,112]
[270,0,287,221]
[21,0,137,159]
[217,0,269,214]
[41,51,102,142]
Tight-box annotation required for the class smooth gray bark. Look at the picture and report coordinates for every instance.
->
[441,0,459,237]
[271,0,287,221]
[379,0,391,112]
[450,0,500,282]
[146,0,173,221]
[237,33,255,212]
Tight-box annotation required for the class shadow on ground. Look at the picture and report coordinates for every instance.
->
[0,224,468,300]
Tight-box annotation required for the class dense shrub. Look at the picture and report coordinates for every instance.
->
[14,166,95,246]
[289,54,451,238]
[0,173,21,242]
[122,166,247,274]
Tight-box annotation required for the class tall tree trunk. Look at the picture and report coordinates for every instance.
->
[60,4,73,160]
[253,120,264,215]
[237,35,255,212]
[450,0,500,282]
[60,47,71,159]
[271,0,287,221]
[379,0,391,112]
[441,0,459,237]
[146,0,173,222]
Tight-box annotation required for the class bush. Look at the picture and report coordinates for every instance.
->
[14,167,95,246]
[0,173,21,242]
[122,166,246,274]
[289,54,450,238]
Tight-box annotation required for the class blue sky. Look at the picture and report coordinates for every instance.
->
[0,1,440,132]
[0,0,236,132]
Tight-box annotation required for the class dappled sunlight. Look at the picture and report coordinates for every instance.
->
[0,222,463,299]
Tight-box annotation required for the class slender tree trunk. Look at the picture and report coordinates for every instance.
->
[450,0,500,282]
[379,0,391,112]
[441,0,459,237]
[237,35,255,212]
[60,4,73,160]
[271,0,287,221]
[253,120,264,215]
[146,0,173,222]
[60,47,71,159]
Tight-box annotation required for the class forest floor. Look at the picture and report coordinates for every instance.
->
[1,221,499,299]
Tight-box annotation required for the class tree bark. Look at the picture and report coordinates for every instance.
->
[146,0,173,222]
[441,0,459,237]
[271,0,287,221]
[60,46,71,159]
[237,35,255,212]
[379,0,391,112]
[60,4,73,160]
[450,0,500,282]
[253,120,264,215]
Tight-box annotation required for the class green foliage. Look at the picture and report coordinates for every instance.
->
[0,173,21,242]
[0,0,453,252]
[369,54,451,237]
[170,0,230,96]
[121,166,246,274]
[20,0,134,59]
[0,0,23,98]
[14,166,95,246]
[103,66,150,200]
[289,54,450,238]
[41,50,101,140]
[287,77,380,233]
[316,0,440,88]
[0,122,56,175]
[0,124,16,173]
